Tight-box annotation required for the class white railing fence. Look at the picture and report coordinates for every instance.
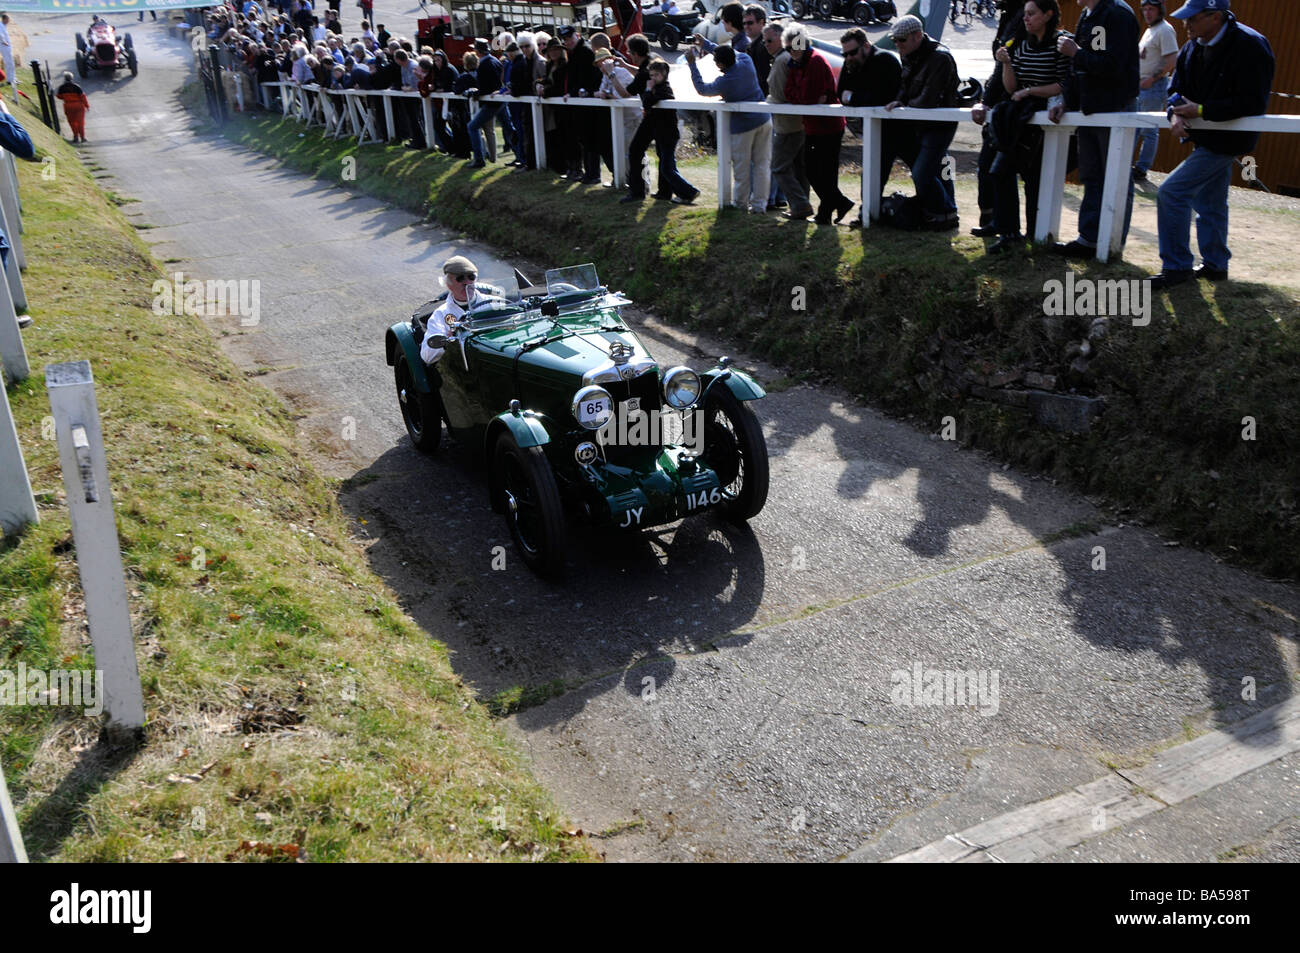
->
[253,80,1300,264]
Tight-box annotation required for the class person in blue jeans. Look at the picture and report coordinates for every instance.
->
[622,60,699,203]
[1133,1,1179,180]
[1049,0,1140,259]
[1151,0,1274,289]
[463,49,504,168]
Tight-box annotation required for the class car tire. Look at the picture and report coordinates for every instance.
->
[128,50,138,77]
[76,33,87,53]
[852,2,874,24]
[816,0,836,19]
[494,431,565,577]
[76,51,89,78]
[124,32,134,51]
[791,0,808,18]
[658,25,679,52]
[394,357,443,454]
[701,385,769,523]
[693,0,707,13]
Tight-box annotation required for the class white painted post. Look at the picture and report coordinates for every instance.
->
[1095,125,1137,262]
[715,108,731,208]
[0,761,26,863]
[1035,124,1071,244]
[0,359,38,535]
[0,153,25,269]
[611,102,626,189]
[861,113,881,226]
[422,96,435,149]
[45,361,145,736]
[280,84,292,117]
[0,251,27,383]
[382,93,395,141]
[0,199,26,311]
[531,99,547,170]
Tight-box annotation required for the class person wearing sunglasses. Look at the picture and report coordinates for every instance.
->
[838,27,901,217]
[421,256,484,364]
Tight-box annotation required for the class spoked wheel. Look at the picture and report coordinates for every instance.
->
[658,25,680,51]
[494,431,565,576]
[700,386,769,522]
[816,0,836,19]
[394,357,443,454]
[852,2,874,25]
[791,0,808,18]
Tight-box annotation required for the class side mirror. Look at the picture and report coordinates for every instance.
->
[425,334,450,349]
[540,300,560,317]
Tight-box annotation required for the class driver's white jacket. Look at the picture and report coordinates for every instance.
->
[420,291,475,365]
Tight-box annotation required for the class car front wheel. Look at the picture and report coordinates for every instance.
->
[494,431,565,577]
[791,0,807,18]
[701,385,769,523]
[394,357,443,454]
[852,2,874,24]
[816,0,837,19]
[658,25,679,51]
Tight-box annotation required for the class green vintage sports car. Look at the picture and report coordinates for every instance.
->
[385,264,769,577]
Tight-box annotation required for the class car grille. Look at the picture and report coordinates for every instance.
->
[97,43,116,60]
[599,369,662,467]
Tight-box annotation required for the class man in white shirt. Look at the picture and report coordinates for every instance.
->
[0,14,16,98]
[421,256,482,364]
[1133,0,1179,181]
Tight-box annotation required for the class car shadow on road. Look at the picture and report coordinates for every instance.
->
[339,440,767,721]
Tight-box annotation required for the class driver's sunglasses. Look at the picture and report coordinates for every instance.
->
[450,272,476,282]
[843,45,862,56]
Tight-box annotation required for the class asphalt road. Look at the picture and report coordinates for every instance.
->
[20,14,1300,862]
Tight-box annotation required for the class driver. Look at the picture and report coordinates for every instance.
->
[420,255,488,364]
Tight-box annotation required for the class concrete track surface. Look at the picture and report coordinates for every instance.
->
[20,14,1299,862]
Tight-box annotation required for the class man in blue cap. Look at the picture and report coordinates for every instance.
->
[1150,0,1274,289]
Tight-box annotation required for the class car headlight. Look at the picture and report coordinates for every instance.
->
[663,366,701,410]
[572,385,614,430]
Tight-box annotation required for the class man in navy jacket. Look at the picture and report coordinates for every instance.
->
[1151,0,1273,288]
[1050,0,1140,258]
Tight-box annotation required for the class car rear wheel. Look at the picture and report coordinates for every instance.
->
[658,25,679,51]
[701,385,769,523]
[852,2,874,24]
[494,431,565,577]
[791,0,808,18]
[394,357,443,454]
[816,0,836,19]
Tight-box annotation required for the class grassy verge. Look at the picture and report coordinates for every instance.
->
[215,103,1300,579]
[1,96,594,861]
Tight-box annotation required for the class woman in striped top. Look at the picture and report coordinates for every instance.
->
[987,0,1071,252]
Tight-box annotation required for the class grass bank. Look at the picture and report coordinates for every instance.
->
[215,104,1300,579]
[1,97,594,861]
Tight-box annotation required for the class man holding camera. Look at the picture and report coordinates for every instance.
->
[1150,0,1273,289]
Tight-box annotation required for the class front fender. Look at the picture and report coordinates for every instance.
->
[485,411,553,513]
[385,321,432,394]
[701,366,766,402]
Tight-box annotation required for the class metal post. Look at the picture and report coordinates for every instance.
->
[45,361,146,736]
[208,46,227,123]
[0,761,26,863]
[31,62,52,130]
[0,206,26,312]
[0,354,38,535]
[0,157,25,271]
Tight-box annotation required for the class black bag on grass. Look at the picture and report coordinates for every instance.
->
[879,192,924,230]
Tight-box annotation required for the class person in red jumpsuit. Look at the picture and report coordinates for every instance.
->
[56,71,91,143]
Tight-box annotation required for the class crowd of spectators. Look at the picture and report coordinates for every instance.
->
[211,0,1277,282]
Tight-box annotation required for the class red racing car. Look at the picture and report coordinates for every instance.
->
[76,20,138,79]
